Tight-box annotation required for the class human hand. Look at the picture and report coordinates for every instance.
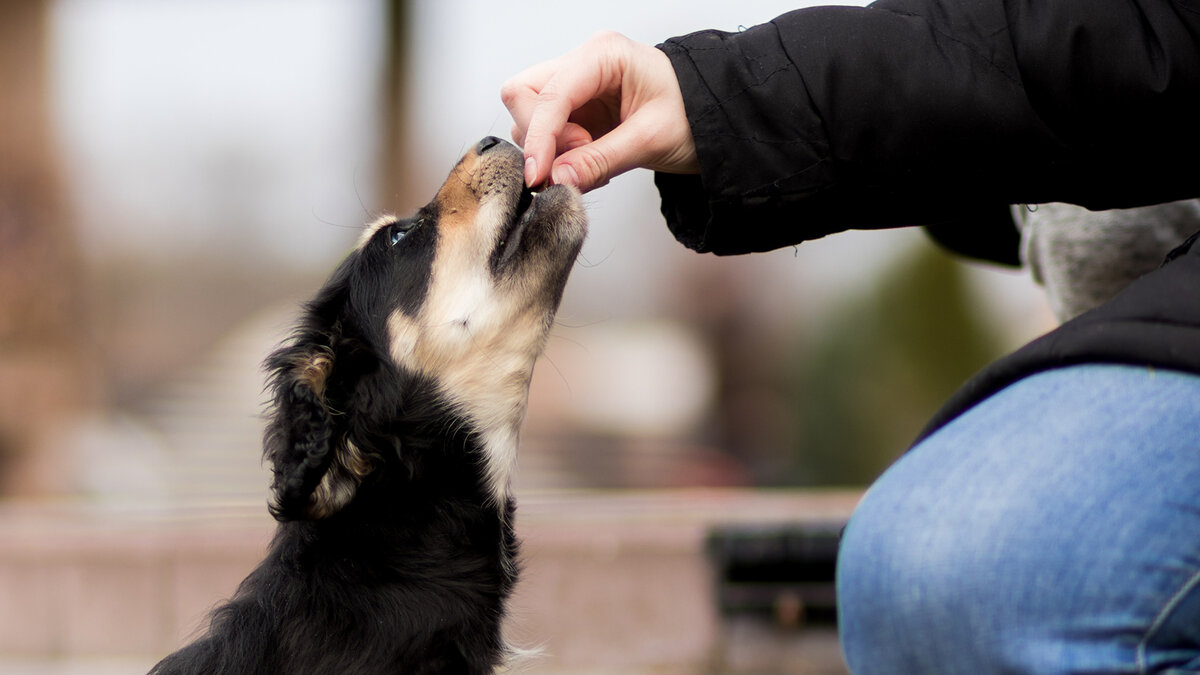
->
[501,31,700,192]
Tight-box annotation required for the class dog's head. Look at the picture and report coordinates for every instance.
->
[265,137,586,520]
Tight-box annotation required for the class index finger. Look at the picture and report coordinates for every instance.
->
[517,46,615,186]
[501,58,561,146]
[522,90,591,185]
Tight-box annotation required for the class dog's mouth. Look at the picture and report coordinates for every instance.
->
[493,182,572,271]
[516,184,537,221]
[492,188,531,269]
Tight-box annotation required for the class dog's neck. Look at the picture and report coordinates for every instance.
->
[438,365,533,507]
[387,308,543,506]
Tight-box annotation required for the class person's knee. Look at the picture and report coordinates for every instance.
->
[836,366,1200,673]
[835,484,1036,672]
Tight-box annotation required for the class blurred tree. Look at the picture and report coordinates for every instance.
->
[380,0,415,211]
[0,0,94,495]
[779,244,1004,486]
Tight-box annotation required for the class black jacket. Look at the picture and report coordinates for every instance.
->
[654,0,1200,440]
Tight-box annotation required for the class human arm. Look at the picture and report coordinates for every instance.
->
[656,0,1200,254]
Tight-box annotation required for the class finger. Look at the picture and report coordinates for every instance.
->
[512,120,595,167]
[520,44,622,186]
[529,123,593,187]
[521,84,589,186]
[500,58,562,139]
[550,119,650,192]
[556,122,594,154]
[502,56,588,176]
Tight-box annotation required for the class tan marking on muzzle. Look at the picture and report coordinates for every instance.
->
[434,150,484,233]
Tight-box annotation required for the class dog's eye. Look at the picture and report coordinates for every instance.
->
[389,219,422,247]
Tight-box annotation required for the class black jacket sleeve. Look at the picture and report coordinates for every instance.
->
[655,0,1200,256]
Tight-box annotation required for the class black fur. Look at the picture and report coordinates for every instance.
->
[150,251,517,674]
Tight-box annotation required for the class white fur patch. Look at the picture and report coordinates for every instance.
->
[388,298,545,505]
[385,193,545,506]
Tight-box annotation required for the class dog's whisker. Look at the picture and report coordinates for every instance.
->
[350,167,374,219]
[536,349,573,398]
[574,247,612,269]
[551,316,609,330]
[309,208,361,231]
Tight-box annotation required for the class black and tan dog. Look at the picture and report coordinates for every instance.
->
[150,137,586,674]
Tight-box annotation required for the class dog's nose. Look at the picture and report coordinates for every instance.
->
[476,136,504,154]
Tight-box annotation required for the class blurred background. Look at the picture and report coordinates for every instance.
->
[0,0,1055,671]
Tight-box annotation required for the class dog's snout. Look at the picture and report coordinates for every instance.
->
[476,136,505,154]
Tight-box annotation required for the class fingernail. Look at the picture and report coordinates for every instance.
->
[524,156,538,187]
[552,163,579,187]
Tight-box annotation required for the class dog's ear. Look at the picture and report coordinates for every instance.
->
[264,341,373,521]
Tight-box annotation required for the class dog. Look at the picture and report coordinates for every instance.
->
[149,136,586,674]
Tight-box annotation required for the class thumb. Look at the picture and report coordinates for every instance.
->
[549,123,648,192]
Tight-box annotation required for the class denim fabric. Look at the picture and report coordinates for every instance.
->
[837,364,1200,674]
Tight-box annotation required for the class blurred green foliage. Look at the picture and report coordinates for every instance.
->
[778,244,1004,486]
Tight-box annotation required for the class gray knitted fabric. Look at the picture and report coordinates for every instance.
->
[1016,200,1200,322]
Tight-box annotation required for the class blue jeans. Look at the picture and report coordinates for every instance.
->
[837,364,1200,674]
